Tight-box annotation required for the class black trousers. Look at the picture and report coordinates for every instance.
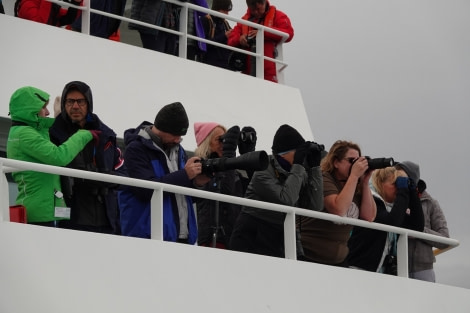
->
[229,212,284,258]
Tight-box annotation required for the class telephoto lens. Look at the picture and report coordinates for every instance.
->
[366,157,395,170]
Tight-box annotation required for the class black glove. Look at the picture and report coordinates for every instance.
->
[222,125,240,158]
[305,141,322,167]
[238,126,257,155]
[293,142,308,165]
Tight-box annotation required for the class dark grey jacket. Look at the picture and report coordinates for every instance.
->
[242,155,323,225]
[408,191,450,272]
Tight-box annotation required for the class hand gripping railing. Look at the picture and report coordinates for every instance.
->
[0,157,459,278]
[46,0,291,83]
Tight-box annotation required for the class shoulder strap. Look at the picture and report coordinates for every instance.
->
[11,120,28,127]
[205,14,215,39]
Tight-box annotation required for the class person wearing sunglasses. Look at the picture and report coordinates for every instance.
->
[297,140,377,267]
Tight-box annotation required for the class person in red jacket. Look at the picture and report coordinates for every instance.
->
[16,0,82,27]
[227,0,294,83]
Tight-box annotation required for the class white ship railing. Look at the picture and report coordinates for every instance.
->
[0,157,460,279]
[47,0,290,83]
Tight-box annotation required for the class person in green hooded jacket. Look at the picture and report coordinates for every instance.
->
[7,86,95,226]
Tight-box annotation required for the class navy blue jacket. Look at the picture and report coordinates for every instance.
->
[118,122,198,243]
[50,112,124,233]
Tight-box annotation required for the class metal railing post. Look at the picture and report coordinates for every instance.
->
[80,0,91,35]
[178,5,189,59]
[150,188,164,240]
[255,32,265,79]
[284,211,296,260]
[397,233,409,277]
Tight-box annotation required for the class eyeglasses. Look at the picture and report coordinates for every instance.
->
[65,98,87,107]
[343,157,357,164]
[240,131,256,143]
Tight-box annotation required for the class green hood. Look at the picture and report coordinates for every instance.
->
[9,86,50,126]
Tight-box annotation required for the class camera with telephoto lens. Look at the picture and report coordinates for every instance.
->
[199,151,269,177]
[365,157,395,170]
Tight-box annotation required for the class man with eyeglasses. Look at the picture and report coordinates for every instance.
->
[49,81,124,235]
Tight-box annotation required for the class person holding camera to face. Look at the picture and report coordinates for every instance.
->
[193,122,245,248]
[229,124,324,258]
[347,162,424,275]
[297,140,377,267]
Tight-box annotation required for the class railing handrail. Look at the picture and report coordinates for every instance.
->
[0,157,459,278]
[46,0,291,83]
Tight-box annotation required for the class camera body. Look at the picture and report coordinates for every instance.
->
[366,157,395,170]
[306,141,325,153]
[247,35,256,47]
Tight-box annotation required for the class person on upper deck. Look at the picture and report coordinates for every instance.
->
[15,0,82,27]
[201,0,233,69]
[347,164,424,275]
[227,0,294,83]
[298,140,377,267]
[69,0,126,41]
[7,86,93,227]
[118,102,210,243]
[128,0,183,55]
[229,124,323,258]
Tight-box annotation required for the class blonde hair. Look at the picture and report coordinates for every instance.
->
[194,125,226,159]
[371,167,398,198]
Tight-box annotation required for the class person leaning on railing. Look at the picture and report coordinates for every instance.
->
[297,140,377,267]
[347,165,424,275]
[227,0,294,83]
[229,124,323,258]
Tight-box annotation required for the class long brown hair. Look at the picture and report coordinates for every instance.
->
[321,140,362,174]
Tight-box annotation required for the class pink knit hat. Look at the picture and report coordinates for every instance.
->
[194,122,219,146]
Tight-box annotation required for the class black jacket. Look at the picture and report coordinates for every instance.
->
[347,185,424,272]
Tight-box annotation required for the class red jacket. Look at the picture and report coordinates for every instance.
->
[17,0,80,27]
[228,1,294,83]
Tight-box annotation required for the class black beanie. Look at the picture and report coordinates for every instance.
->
[212,0,233,11]
[154,102,189,136]
[271,124,305,154]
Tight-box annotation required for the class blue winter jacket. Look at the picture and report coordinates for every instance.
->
[119,122,198,243]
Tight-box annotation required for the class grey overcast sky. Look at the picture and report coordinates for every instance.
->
[230,0,470,289]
